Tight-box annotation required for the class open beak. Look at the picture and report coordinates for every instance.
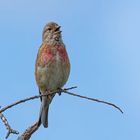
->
[54,26,61,32]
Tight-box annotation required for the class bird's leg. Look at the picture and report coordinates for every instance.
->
[45,90,52,101]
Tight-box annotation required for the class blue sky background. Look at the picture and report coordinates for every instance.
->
[0,0,140,140]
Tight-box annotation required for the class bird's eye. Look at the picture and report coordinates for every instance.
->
[48,28,51,31]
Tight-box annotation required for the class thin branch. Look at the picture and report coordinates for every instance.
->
[64,86,77,90]
[61,89,123,114]
[17,121,40,140]
[0,86,123,140]
[0,110,19,138]
[16,87,123,140]
[0,86,124,140]
[0,86,77,114]
[0,86,123,115]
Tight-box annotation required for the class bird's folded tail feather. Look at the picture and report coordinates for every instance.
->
[38,96,50,128]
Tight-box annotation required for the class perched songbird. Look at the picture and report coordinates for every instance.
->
[35,22,70,128]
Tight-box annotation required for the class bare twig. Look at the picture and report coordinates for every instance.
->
[0,110,19,138]
[0,86,123,114]
[0,86,77,114]
[61,89,123,113]
[0,86,123,140]
[17,121,40,140]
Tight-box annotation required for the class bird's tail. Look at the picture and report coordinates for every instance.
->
[38,90,56,128]
[38,96,50,128]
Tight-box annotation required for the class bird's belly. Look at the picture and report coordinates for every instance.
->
[36,56,69,92]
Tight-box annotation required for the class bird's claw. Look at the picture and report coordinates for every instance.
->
[57,88,62,96]
[57,92,62,96]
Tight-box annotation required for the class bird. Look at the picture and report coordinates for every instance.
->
[35,22,70,128]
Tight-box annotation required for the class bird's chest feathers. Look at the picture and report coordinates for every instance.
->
[37,45,69,91]
[41,45,68,65]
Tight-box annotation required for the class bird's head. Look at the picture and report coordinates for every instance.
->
[42,22,62,45]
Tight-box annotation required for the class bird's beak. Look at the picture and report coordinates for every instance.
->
[55,26,61,32]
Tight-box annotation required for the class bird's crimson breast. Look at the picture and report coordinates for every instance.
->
[40,45,68,65]
[56,45,69,62]
[41,47,54,64]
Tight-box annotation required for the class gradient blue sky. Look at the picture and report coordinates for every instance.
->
[0,0,140,140]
